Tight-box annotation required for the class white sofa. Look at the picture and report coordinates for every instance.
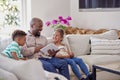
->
[63,30,120,80]
[0,37,67,80]
[0,30,120,80]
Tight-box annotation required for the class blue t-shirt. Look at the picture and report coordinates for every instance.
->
[2,41,23,59]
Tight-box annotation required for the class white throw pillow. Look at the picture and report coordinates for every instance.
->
[66,34,91,56]
[0,55,47,80]
[66,30,119,56]
[93,29,119,40]
[90,37,120,55]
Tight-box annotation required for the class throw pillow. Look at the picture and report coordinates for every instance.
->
[90,37,120,55]
[66,34,91,56]
[93,29,119,40]
[66,30,119,56]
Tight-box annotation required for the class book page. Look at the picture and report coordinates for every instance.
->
[40,43,59,55]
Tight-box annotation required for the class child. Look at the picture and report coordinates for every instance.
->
[1,30,27,60]
[52,29,91,80]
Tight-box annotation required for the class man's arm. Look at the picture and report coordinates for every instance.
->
[21,44,35,57]
[21,43,44,57]
[21,36,48,57]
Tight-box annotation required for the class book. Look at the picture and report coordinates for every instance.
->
[40,43,59,55]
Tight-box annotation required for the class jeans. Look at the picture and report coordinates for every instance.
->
[39,57,70,80]
[65,57,89,80]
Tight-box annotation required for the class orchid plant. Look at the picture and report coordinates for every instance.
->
[45,16,72,30]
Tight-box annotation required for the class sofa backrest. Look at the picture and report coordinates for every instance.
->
[1,30,118,56]
[65,30,119,56]
[0,37,12,53]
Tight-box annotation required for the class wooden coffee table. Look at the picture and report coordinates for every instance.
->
[92,64,120,80]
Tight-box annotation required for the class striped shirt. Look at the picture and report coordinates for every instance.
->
[1,41,23,59]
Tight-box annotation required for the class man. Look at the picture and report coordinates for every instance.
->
[21,17,70,80]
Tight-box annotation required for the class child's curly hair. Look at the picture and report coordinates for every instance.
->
[12,30,27,41]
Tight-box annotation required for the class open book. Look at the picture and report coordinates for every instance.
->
[40,43,59,55]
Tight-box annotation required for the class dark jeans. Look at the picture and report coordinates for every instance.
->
[39,57,70,80]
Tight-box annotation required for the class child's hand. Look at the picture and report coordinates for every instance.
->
[48,49,57,57]
[20,57,28,60]
[69,52,74,58]
[11,52,19,60]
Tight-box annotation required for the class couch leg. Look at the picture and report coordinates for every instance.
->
[85,73,95,80]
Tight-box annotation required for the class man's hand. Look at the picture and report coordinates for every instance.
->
[33,53,42,59]
[34,45,44,53]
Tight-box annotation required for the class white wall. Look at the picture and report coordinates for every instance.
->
[29,0,120,37]
[30,0,70,37]
[71,0,120,30]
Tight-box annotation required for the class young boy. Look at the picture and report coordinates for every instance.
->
[1,30,27,60]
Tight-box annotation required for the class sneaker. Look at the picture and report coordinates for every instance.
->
[85,73,94,80]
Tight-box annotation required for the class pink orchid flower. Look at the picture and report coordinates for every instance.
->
[58,16,63,20]
[45,16,72,29]
[52,20,58,25]
[60,19,68,24]
[66,16,72,20]
[45,21,51,26]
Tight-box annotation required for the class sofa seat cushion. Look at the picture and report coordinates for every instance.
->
[77,55,120,71]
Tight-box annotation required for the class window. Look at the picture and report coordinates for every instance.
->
[79,0,120,11]
[0,0,29,37]
[0,0,22,27]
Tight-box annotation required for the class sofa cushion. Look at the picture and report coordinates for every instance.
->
[0,37,12,53]
[0,55,47,80]
[0,68,18,80]
[66,30,118,56]
[90,37,120,55]
[78,55,120,71]
[66,34,91,56]
[92,29,119,40]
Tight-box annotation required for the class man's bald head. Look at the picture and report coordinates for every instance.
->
[30,17,43,27]
[29,17,43,37]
